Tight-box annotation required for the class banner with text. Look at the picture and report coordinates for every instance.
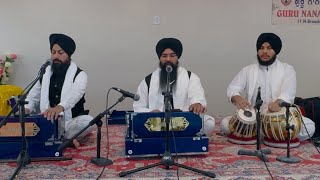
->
[272,0,320,24]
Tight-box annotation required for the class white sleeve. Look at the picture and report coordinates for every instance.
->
[25,80,41,112]
[277,65,296,103]
[188,73,207,107]
[59,71,87,110]
[133,79,152,112]
[226,68,247,102]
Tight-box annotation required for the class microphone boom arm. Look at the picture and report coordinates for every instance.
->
[0,65,47,128]
[57,95,126,151]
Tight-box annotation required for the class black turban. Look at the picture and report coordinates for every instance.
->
[256,33,282,55]
[156,38,183,59]
[49,33,76,57]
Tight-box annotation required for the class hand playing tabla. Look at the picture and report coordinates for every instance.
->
[268,100,282,112]
[231,95,252,110]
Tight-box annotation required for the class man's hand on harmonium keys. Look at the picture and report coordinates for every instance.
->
[189,103,206,115]
[152,104,207,115]
[15,107,63,120]
[40,105,64,120]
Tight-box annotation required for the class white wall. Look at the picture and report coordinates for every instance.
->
[1,0,319,116]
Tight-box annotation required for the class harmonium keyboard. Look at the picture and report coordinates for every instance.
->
[0,115,63,159]
[125,111,209,157]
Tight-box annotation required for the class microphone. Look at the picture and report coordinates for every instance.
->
[257,87,261,101]
[112,87,140,101]
[40,59,52,70]
[166,65,173,73]
[278,100,294,108]
[255,87,263,107]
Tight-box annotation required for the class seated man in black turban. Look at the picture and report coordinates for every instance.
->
[25,33,93,148]
[133,38,215,135]
[220,33,315,147]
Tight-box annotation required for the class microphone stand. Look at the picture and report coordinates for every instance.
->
[56,96,127,166]
[0,66,48,180]
[119,67,215,178]
[276,106,300,163]
[238,87,271,162]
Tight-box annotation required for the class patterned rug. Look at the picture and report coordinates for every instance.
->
[1,117,320,180]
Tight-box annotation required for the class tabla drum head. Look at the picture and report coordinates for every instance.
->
[236,108,256,124]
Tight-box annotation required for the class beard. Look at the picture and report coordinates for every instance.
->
[159,61,179,92]
[257,54,276,66]
[51,58,71,75]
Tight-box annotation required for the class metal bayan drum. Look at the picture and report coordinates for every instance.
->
[261,107,302,144]
[228,108,257,144]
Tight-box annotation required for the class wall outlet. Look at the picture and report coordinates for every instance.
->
[153,16,160,25]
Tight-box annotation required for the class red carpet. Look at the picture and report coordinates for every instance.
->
[1,117,320,179]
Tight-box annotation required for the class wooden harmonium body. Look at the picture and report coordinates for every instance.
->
[0,115,63,159]
[125,111,209,157]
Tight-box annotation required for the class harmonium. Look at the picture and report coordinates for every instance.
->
[0,115,63,159]
[125,111,209,157]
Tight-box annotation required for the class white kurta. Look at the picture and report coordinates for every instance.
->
[133,66,215,135]
[227,60,296,107]
[222,59,315,141]
[25,62,93,139]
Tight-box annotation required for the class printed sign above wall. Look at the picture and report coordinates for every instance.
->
[272,0,320,24]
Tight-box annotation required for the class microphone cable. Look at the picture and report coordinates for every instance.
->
[261,104,319,180]
[294,104,320,154]
[8,76,38,179]
[10,59,53,179]
[258,112,275,180]
[256,88,274,179]
[255,106,274,180]
[258,104,314,180]
[259,104,320,180]
[96,88,112,180]
[170,111,180,180]
[259,149,274,180]
[9,124,29,180]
